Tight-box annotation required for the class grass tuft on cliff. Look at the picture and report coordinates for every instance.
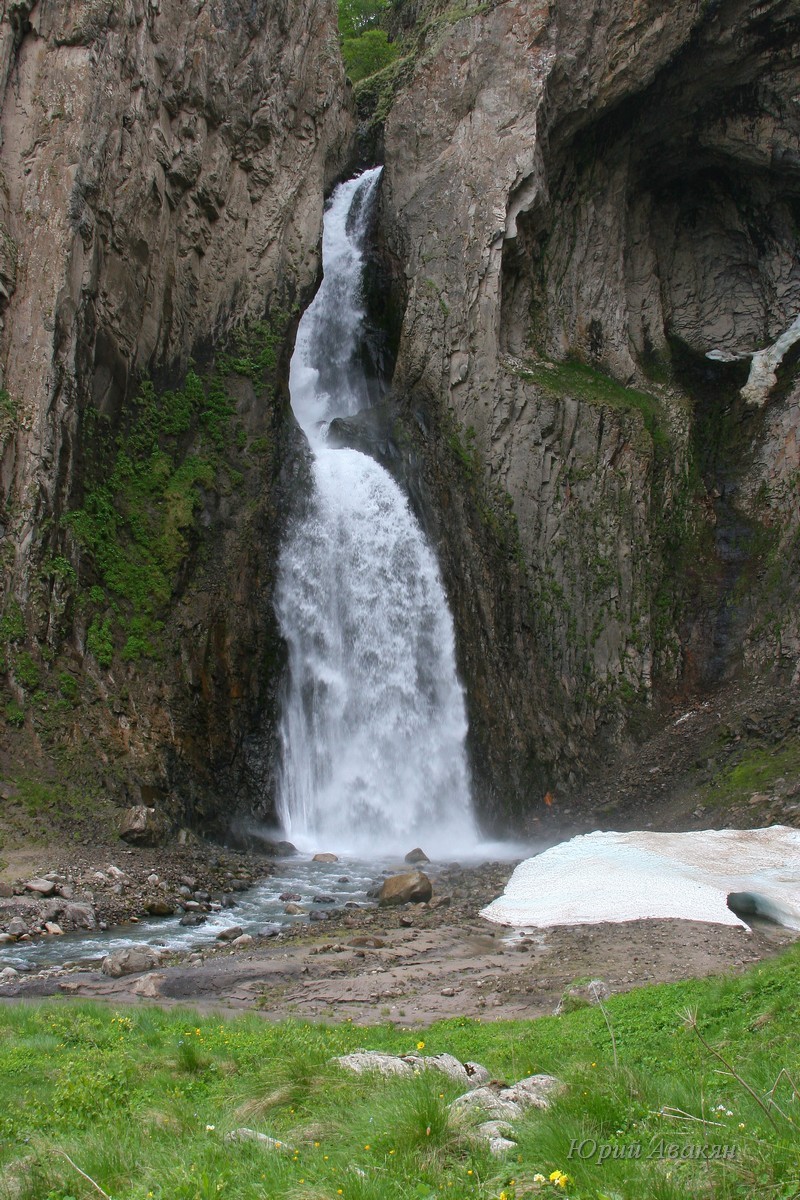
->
[0,943,798,1199]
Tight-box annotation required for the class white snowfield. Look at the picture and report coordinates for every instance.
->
[480,827,800,931]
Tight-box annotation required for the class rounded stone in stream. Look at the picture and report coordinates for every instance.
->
[216,926,244,941]
[179,912,206,926]
[312,852,338,863]
[404,847,430,864]
[312,894,336,904]
[378,871,433,906]
[279,892,302,902]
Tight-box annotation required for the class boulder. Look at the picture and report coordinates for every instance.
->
[312,894,336,904]
[0,966,19,983]
[101,946,163,977]
[501,1074,565,1110]
[216,926,244,941]
[312,852,338,863]
[44,922,64,935]
[283,903,305,914]
[449,1087,523,1122]
[60,902,96,930]
[145,900,175,916]
[279,892,302,902]
[25,878,58,897]
[255,840,297,857]
[488,1135,517,1155]
[231,934,254,947]
[6,917,28,937]
[378,871,433,906]
[119,806,168,847]
[404,847,430,864]
[403,1052,490,1089]
[180,913,206,926]
[132,972,164,998]
[334,1051,414,1077]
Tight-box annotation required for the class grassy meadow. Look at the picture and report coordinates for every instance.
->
[0,943,798,1200]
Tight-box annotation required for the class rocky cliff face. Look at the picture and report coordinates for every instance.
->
[373,0,800,823]
[2,0,798,839]
[0,0,351,826]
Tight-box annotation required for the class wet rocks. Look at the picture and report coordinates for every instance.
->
[279,892,302,902]
[216,926,244,942]
[312,853,339,863]
[404,848,430,864]
[284,903,305,915]
[312,894,336,904]
[378,871,433,906]
[102,946,163,977]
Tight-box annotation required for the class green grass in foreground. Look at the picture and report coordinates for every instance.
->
[0,944,799,1199]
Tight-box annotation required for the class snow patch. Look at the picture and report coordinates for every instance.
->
[481,827,800,931]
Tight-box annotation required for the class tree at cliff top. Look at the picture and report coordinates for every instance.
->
[339,0,398,81]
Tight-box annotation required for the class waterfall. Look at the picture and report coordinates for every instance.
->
[275,169,479,858]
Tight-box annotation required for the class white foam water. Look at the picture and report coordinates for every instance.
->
[275,169,480,857]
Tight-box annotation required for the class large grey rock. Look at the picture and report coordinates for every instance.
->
[450,1087,523,1122]
[402,1052,490,1089]
[6,917,28,937]
[60,903,96,930]
[24,878,57,897]
[119,807,168,847]
[333,1052,414,1078]
[378,871,433,906]
[101,946,163,977]
[501,1074,565,1111]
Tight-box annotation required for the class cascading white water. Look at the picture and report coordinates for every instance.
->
[275,168,480,857]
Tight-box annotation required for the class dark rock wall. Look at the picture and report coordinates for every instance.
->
[0,0,352,827]
[373,0,800,823]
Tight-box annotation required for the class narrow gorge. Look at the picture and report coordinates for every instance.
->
[0,0,798,849]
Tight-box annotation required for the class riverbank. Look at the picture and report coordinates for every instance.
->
[2,852,794,1023]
